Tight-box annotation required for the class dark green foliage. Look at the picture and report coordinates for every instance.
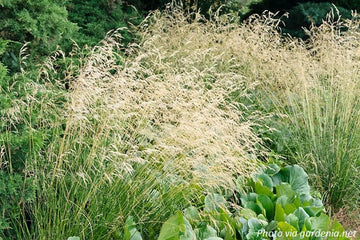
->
[336,0,360,10]
[245,0,322,15]
[243,1,357,38]
[0,0,142,76]
[283,2,352,38]
[126,0,171,11]
[0,1,142,237]
[66,0,142,47]
[0,39,9,84]
[0,0,78,55]
[0,172,37,237]
[246,0,359,16]
[126,0,259,17]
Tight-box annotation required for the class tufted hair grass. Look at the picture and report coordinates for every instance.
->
[4,5,360,239]
[7,9,267,239]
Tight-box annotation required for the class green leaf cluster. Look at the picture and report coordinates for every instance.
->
[237,164,348,239]
[138,164,348,239]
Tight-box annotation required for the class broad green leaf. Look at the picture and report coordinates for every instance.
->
[124,216,143,240]
[254,181,275,198]
[184,206,200,222]
[239,208,257,220]
[292,196,302,208]
[67,237,80,240]
[275,203,285,222]
[243,201,262,215]
[265,164,281,176]
[265,220,277,232]
[246,218,268,240]
[248,218,266,230]
[240,193,262,215]
[217,208,237,240]
[312,198,323,207]
[294,207,309,231]
[248,193,258,202]
[276,222,299,240]
[271,172,283,186]
[307,214,330,231]
[236,217,248,235]
[219,225,236,240]
[303,206,324,217]
[285,165,310,196]
[181,216,196,240]
[276,195,289,207]
[240,193,257,203]
[257,214,267,221]
[256,173,273,190]
[256,194,275,220]
[204,237,223,240]
[328,217,347,240]
[283,203,297,215]
[158,211,185,240]
[205,193,227,212]
[299,193,312,204]
[276,183,295,200]
[195,225,218,239]
[285,213,299,231]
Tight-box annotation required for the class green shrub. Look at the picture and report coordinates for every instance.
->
[66,0,142,47]
[243,1,357,38]
[0,0,143,77]
[0,0,78,55]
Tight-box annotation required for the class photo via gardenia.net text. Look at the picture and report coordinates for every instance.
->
[257,229,357,239]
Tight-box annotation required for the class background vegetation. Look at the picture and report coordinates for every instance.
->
[1,0,359,239]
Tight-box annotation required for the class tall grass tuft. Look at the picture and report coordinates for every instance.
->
[228,10,360,210]
[134,6,360,212]
[3,10,265,239]
[252,12,360,211]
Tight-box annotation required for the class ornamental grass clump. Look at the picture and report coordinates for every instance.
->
[239,12,360,211]
[8,11,266,239]
[138,5,360,214]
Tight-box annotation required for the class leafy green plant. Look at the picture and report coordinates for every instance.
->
[157,164,348,240]
[237,164,347,239]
